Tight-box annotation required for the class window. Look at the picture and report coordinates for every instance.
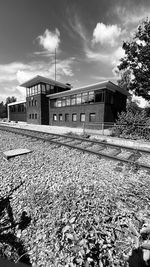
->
[46,84,51,94]
[32,114,34,119]
[50,99,57,108]
[53,114,57,121]
[21,104,24,112]
[62,97,66,107]
[35,113,37,119]
[81,93,88,104]
[27,88,29,97]
[95,90,104,102]
[57,99,62,107]
[72,113,77,122]
[66,97,70,106]
[51,85,54,94]
[37,84,41,94]
[76,94,81,104]
[18,105,21,112]
[59,114,63,121]
[65,113,69,122]
[70,95,76,105]
[29,101,31,107]
[41,84,46,93]
[106,91,114,104]
[88,91,94,103]
[32,100,34,106]
[89,113,96,122]
[31,87,34,96]
[29,114,31,119]
[35,100,37,106]
[34,85,38,95]
[80,113,85,122]
[23,103,26,112]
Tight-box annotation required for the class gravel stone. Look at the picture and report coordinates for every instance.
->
[0,129,150,266]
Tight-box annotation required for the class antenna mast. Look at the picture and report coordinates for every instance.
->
[55,48,56,81]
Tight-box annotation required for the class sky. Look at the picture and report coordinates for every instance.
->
[0,0,150,106]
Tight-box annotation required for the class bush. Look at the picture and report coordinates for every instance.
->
[112,102,150,140]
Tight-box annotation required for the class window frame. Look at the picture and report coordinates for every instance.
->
[72,113,77,122]
[59,114,63,121]
[80,113,85,122]
[89,113,96,122]
[65,113,69,122]
[53,114,57,121]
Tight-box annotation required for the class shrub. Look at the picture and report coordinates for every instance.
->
[112,102,150,140]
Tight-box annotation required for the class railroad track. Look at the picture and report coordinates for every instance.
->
[0,124,150,170]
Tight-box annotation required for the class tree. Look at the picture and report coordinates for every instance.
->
[0,101,6,118]
[5,96,17,105]
[118,18,150,101]
[117,69,132,91]
[5,96,17,117]
[0,97,17,118]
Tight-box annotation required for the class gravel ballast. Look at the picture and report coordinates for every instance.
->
[0,130,150,266]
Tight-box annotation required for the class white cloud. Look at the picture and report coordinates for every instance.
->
[16,58,74,85]
[0,56,75,102]
[132,95,148,108]
[85,45,125,67]
[92,23,121,47]
[68,15,87,41]
[37,28,60,52]
[113,5,150,27]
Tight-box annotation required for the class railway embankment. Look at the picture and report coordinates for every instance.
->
[0,129,150,266]
[1,121,150,151]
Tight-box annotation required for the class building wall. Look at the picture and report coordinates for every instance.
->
[9,111,26,122]
[104,92,127,122]
[26,95,42,124]
[26,94,49,125]
[104,91,127,123]
[41,94,49,125]
[49,102,105,128]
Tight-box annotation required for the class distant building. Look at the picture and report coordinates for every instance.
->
[8,75,130,128]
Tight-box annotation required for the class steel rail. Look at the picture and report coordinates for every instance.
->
[0,124,150,170]
[0,123,150,153]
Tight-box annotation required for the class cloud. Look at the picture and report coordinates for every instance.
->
[68,15,87,41]
[113,5,150,27]
[37,28,60,52]
[92,23,121,47]
[0,56,75,102]
[85,45,125,66]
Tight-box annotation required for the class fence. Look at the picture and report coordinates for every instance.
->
[82,122,150,140]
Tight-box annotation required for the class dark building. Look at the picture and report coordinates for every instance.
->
[20,75,71,125]
[47,81,129,128]
[8,101,26,122]
[8,75,129,128]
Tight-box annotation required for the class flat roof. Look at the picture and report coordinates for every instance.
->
[8,100,26,106]
[47,80,130,99]
[20,75,72,89]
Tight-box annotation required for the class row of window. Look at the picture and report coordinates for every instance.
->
[50,90,105,108]
[26,83,68,97]
[28,99,37,107]
[53,113,96,122]
[29,113,38,119]
[10,104,26,112]
[27,83,54,97]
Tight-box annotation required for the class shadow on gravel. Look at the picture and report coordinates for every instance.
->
[128,248,150,267]
[0,183,31,266]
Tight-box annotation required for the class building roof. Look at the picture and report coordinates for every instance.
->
[8,100,26,106]
[20,75,72,89]
[47,80,130,99]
